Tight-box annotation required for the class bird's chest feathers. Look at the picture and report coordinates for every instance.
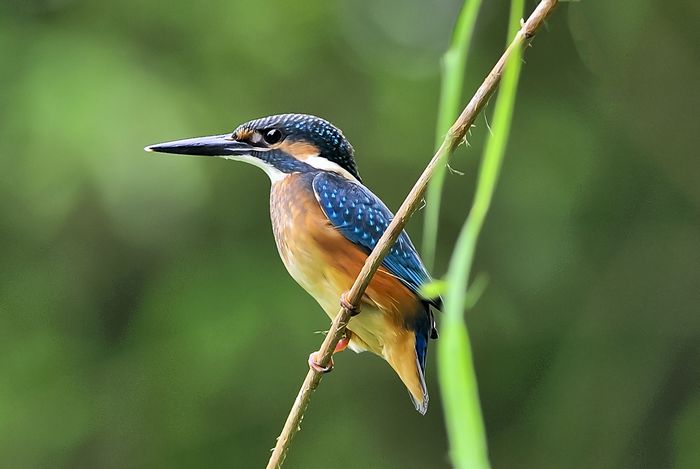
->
[269,174,338,308]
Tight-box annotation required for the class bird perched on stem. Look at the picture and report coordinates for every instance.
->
[146,114,439,414]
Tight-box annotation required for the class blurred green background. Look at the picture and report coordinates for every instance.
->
[1,0,698,468]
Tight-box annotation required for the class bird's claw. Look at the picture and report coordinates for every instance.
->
[308,351,333,373]
[340,292,360,316]
[335,335,350,353]
[308,333,350,373]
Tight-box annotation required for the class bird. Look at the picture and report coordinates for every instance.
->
[145,113,439,414]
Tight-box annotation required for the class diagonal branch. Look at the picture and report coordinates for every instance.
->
[266,1,559,467]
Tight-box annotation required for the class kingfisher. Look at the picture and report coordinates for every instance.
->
[146,114,439,414]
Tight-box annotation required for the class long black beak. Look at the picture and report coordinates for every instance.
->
[144,134,254,157]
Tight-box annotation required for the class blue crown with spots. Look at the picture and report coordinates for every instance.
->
[236,114,361,181]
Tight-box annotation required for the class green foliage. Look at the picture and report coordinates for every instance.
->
[419,278,448,300]
[420,274,487,310]
[437,1,524,468]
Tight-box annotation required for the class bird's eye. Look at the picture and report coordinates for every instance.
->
[263,128,283,145]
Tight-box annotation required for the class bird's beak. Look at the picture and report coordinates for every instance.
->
[144,134,254,157]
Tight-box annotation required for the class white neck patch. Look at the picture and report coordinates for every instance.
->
[304,156,359,182]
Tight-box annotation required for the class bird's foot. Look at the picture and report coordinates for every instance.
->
[335,334,351,353]
[308,351,334,373]
[308,333,351,373]
[340,292,360,316]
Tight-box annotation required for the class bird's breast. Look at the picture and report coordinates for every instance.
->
[269,173,346,314]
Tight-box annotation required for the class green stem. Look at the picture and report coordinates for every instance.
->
[422,0,484,270]
[438,1,525,468]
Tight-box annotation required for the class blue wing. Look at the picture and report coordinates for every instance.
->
[312,172,439,308]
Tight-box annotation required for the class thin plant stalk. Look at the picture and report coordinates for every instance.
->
[423,0,484,270]
[437,1,526,468]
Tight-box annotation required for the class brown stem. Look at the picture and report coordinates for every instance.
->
[266,1,558,467]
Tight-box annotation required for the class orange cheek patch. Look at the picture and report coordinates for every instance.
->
[277,141,320,161]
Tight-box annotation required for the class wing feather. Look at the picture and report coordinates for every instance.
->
[312,172,439,309]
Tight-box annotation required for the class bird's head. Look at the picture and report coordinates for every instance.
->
[146,113,361,182]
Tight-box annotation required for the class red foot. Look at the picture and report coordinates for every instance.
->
[309,332,351,373]
[335,336,350,353]
[340,292,360,316]
[308,351,334,373]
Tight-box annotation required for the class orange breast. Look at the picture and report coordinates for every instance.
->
[270,173,422,352]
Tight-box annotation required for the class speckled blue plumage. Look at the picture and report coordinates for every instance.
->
[313,172,433,300]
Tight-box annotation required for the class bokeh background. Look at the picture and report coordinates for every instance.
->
[1,0,698,468]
